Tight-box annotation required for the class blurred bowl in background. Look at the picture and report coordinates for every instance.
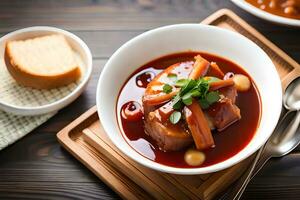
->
[231,0,300,27]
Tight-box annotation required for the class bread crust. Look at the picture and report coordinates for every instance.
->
[5,43,81,89]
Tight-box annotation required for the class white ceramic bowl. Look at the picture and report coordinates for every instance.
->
[231,0,300,27]
[0,26,92,116]
[97,24,282,175]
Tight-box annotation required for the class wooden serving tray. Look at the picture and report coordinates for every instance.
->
[57,9,300,200]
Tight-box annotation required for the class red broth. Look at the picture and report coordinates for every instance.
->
[117,52,261,168]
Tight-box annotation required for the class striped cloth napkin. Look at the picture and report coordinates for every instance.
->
[0,111,56,150]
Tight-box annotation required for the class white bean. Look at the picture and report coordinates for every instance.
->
[284,6,296,15]
[233,74,251,92]
[184,149,206,166]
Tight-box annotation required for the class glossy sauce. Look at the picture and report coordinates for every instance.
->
[246,0,300,19]
[117,52,261,168]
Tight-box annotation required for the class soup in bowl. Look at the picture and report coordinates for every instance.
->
[97,24,282,174]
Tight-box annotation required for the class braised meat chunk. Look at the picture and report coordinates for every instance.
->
[207,98,241,131]
[144,103,193,151]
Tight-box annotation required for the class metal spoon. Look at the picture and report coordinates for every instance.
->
[227,77,300,200]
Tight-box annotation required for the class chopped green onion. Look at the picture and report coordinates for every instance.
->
[206,91,220,104]
[182,93,193,106]
[172,94,183,110]
[170,77,220,110]
[180,79,197,96]
[206,77,221,83]
[175,79,189,87]
[167,73,178,82]
[190,89,201,97]
[163,84,172,94]
[169,111,182,124]
[199,99,210,109]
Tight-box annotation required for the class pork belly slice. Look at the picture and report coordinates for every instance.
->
[219,85,238,104]
[207,97,241,131]
[144,103,193,151]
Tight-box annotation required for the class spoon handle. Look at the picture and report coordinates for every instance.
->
[231,110,300,200]
[228,144,270,200]
[222,145,265,200]
[232,151,271,200]
[250,110,300,178]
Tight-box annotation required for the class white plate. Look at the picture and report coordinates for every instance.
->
[231,0,300,27]
[97,24,282,175]
[0,26,92,116]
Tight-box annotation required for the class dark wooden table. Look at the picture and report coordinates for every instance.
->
[0,1,299,199]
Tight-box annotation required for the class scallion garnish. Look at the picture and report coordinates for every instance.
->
[206,91,220,104]
[167,73,178,82]
[169,111,182,124]
[169,77,220,110]
[162,84,172,94]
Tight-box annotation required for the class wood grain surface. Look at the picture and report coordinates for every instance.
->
[0,1,299,199]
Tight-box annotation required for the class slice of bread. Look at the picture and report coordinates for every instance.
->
[5,34,81,89]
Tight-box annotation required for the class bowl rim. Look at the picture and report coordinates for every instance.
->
[97,24,282,174]
[231,0,300,27]
[0,26,93,116]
